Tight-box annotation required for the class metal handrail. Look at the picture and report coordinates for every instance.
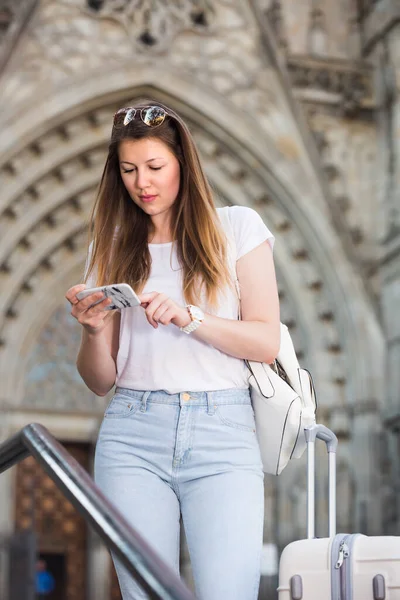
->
[0,423,195,600]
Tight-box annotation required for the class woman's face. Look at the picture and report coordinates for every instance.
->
[118,137,181,221]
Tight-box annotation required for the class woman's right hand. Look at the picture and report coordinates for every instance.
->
[65,284,114,335]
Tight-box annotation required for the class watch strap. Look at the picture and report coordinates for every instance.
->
[180,305,204,335]
[180,319,202,334]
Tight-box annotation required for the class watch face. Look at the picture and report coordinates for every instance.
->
[189,305,204,321]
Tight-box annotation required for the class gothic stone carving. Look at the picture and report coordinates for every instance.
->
[0,0,38,73]
[358,1,380,21]
[0,0,278,128]
[84,0,214,50]
[265,0,287,51]
[304,108,381,305]
[287,55,374,115]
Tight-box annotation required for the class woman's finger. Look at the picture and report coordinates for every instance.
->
[76,303,114,330]
[139,291,159,305]
[145,312,158,329]
[71,296,110,324]
[152,303,171,323]
[65,284,87,305]
[145,294,168,327]
[146,310,159,329]
[76,291,105,312]
[88,297,113,314]
[157,307,175,326]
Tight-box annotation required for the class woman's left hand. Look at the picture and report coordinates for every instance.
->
[139,292,192,329]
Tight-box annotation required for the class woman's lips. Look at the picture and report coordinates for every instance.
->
[140,195,157,203]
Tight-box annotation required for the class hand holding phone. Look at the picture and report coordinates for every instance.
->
[76,283,141,311]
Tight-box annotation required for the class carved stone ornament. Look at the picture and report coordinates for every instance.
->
[84,0,214,51]
[265,0,287,50]
[357,0,380,21]
[0,0,38,73]
[0,4,13,43]
[287,55,374,114]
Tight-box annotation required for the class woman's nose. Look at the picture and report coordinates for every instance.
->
[136,168,150,190]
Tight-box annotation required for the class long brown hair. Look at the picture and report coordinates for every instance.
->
[85,100,231,307]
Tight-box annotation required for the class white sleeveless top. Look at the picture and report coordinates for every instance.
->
[87,206,274,393]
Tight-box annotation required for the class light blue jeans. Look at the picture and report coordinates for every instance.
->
[94,387,264,600]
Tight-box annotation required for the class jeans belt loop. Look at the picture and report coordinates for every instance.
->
[207,392,215,416]
[141,391,151,412]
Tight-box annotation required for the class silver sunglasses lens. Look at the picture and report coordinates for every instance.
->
[123,108,137,126]
[142,106,166,127]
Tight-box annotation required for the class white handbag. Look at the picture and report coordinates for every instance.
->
[219,208,317,475]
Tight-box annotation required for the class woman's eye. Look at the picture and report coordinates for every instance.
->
[150,166,162,171]
[122,169,135,174]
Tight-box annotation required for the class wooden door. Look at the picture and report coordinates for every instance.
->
[15,443,90,600]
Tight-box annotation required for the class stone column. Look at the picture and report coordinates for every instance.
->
[350,400,382,534]
[381,228,400,534]
[365,10,400,533]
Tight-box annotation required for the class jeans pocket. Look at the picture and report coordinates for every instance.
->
[104,394,141,419]
[215,404,256,432]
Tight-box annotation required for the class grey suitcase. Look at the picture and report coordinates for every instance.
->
[278,424,400,599]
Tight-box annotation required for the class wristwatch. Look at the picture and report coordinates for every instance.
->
[180,305,205,335]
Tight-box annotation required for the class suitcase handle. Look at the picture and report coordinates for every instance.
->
[304,425,338,539]
[305,424,338,452]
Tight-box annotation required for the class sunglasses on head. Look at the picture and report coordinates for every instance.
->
[113,105,168,129]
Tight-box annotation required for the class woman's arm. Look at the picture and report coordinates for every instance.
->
[140,240,280,364]
[193,241,280,363]
[66,284,121,396]
[76,311,121,396]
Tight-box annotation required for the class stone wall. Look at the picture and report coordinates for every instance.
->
[0,0,395,596]
[359,1,400,535]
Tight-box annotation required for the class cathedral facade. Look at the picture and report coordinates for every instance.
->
[0,1,399,598]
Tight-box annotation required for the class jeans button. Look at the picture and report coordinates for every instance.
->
[182,393,190,402]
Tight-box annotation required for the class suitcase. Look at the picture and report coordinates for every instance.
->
[278,424,400,599]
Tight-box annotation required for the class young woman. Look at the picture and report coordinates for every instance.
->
[66,101,280,600]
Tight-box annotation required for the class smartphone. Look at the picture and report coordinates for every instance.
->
[76,283,141,311]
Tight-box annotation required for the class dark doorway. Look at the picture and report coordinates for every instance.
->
[16,445,90,600]
[36,553,66,600]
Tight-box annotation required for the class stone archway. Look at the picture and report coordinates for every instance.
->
[0,79,383,403]
[0,78,385,548]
